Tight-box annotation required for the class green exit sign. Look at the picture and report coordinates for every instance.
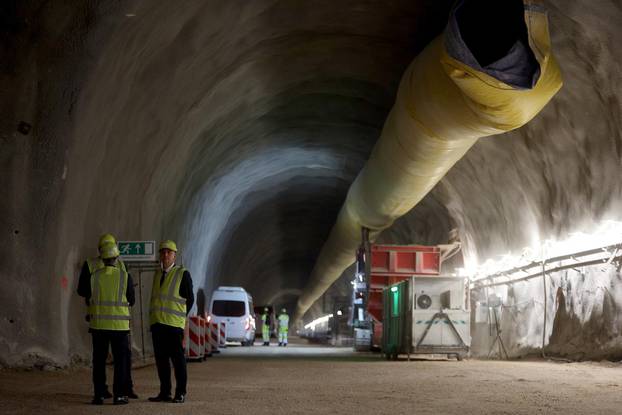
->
[117,241,156,261]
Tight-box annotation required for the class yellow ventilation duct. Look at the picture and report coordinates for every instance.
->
[295,0,562,321]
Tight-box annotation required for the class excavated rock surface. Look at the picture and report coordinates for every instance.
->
[1,0,621,366]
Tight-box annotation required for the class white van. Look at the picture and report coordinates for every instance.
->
[208,286,256,345]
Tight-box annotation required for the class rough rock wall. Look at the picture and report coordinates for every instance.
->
[1,0,452,366]
[1,0,124,367]
[1,0,621,367]
[472,264,622,360]
[449,0,622,358]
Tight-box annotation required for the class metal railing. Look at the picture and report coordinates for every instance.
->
[471,243,622,289]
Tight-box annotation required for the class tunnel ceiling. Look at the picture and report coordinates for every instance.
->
[2,0,622,365]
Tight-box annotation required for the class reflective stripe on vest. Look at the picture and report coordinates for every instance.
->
[149,266,187,329]
[88,266,130,330]
[87,256,127,274]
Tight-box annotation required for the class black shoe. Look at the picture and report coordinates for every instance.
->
[171,394,185,404]
[91,397,104,405]
[103,390,113,399]
[283,343,287,347]
[113,396,129,405]
[148,394,172,402]
[127,391,139,399]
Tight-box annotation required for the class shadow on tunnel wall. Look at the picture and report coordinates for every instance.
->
[196,288,206,316]
[175,0,456,323]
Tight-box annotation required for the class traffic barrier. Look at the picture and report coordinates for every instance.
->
[201,317,211,357]
[219,321,227,347]
[209,322,220,353]
[186,316,203,360]
[198,317,205,358]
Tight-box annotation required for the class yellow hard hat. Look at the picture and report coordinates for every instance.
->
[100,242,120,259]
[98,233,116,252]
[159,240,178,252]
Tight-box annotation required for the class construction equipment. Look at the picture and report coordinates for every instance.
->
[382,276,470,361]
[351,228,461,350]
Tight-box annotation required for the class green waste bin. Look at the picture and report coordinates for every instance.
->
[382,280,409,360]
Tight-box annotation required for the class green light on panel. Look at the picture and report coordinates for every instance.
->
[392,290,399,316]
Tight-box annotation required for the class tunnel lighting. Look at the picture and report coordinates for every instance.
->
[303,314,334,331]
[464,220,622,281]
[390,286,398,292]
[337,310,343,316]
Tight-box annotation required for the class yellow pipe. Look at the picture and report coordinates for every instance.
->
[295,1,562,321]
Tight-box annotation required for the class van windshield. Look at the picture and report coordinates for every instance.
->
[212,300,245,317]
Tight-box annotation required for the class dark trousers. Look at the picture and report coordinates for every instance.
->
[103,337,134,394]
[91,330,129,398]
[126,336,134,391]
[151,324,187,396]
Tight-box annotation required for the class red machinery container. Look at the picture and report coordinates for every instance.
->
[367,244,441,347]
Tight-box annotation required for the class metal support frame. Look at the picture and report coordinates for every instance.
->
[415,311,467,350]
[487,306,509,360]
[362,227,371,319]
[541,260,547,358]
[125,261,159,362]
[472,243,622,289]
[471,243,622,359]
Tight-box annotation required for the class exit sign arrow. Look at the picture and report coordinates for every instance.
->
[117,241,156,261]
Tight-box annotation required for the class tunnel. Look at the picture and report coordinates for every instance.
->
[2,0,622,413]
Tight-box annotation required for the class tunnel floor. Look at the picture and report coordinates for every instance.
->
[2,340,622,414]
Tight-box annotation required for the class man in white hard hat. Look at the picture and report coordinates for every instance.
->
[148,240,194,404]
[77,242,135,405]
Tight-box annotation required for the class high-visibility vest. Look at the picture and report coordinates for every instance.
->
[278,314,289,333]
[87,256,127,274]
[261,313,270,333]
[149,265,187,329]
[88,265,131,330]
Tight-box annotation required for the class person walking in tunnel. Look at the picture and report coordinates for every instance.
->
[78,233,138,399]
[77,242,135,405]
[261,307,271,346]
[148,240,194,404]
[278,308,289,347]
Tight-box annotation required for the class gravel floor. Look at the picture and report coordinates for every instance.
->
[2,339,622,414]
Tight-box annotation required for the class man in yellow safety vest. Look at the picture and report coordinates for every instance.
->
[148,240,194,404]
[261,307,272,346]
[77,242,135,405]
[78,233,138,400]
[278,308,289,347]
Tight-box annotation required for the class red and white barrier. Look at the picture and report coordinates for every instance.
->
[219,321,227,347]
[209,322,220,353]
[186,316,204,360]
[201,317,211,357]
